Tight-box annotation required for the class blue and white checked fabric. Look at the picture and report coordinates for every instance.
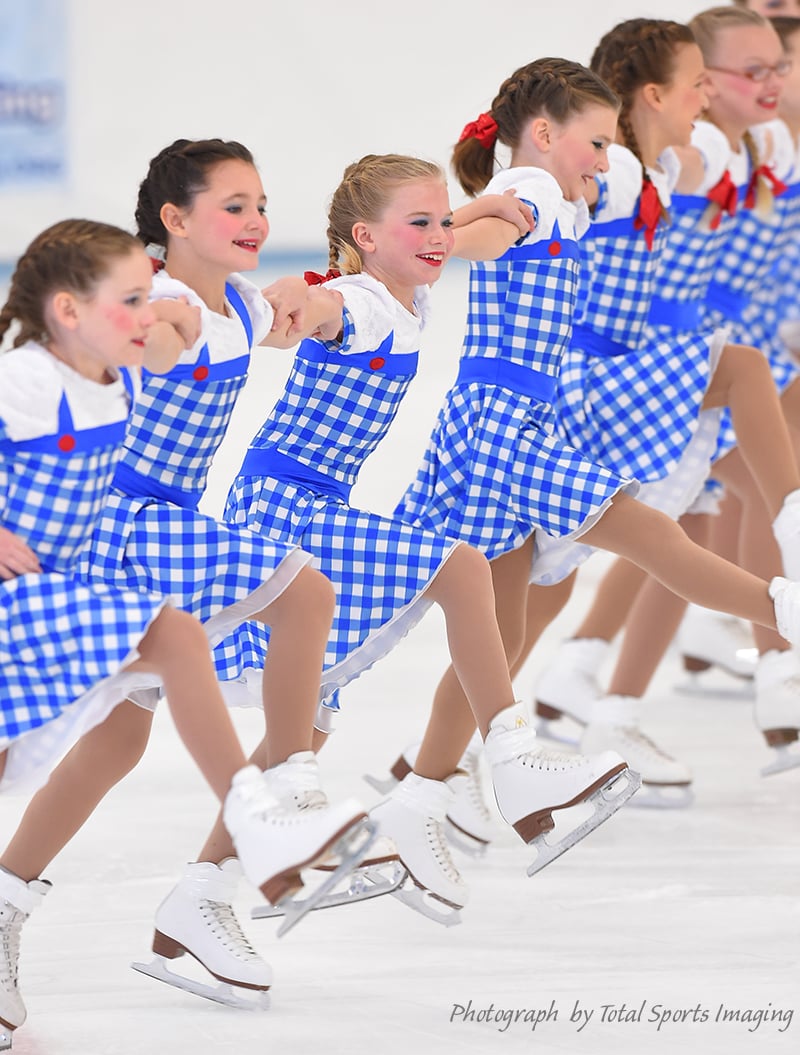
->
[1,349,165,786]
[396,167,633,562]
[214,273,459,698]
[79,272,308,658]
[555,145,718,482]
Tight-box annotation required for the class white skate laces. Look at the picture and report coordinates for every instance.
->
[263,751,328,811]
[0,870,51,1034]
[483,703,640,872]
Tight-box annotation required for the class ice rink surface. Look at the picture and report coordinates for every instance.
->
[1,264,798,1054]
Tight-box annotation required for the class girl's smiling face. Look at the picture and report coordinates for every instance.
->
[705,23,788,133]
[547,103,618,200]
[174,158,270,274]
[354,177,455,308]
[48,247,155,379]
[655,43,710,149]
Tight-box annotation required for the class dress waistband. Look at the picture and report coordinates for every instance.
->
[237,447,352,502]
[456,356,557,404]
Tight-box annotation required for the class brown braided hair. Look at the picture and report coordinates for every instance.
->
[591,19,696,225]
[0,219,142,350]
[452,58,619,198]
[135,138,255,251]
[326,154,445,275]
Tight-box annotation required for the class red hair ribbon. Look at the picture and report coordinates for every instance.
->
[458,112,498,150]
[706,170,738,230]
[633,177,663,251]
[304,269,341,286]
[150,256,165,273]
[744,164,787,210]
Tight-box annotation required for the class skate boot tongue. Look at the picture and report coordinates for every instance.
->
[265,752,328,811]
[484,702,541,765]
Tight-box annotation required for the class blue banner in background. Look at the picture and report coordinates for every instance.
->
[0,0,67,186]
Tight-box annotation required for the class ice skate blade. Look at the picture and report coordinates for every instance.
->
[444,818,489,858]
[270,817,378,937]
[252,860,405,919]
[630,782,694,809]
[390,873,463,927]
[130,956,270,1011]
[362,771,398,796]
[525,767,641,877]
[761,745,800,777]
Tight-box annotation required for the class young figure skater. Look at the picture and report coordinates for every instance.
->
[534,9,800,790]
[0,220,371,1045]
[382,52,800,839]
[217,152,638,922]
[0,139,385,1012]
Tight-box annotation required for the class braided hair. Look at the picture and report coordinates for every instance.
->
[135,138,255,251]
[326,154,444,275]
[452,57,619,198]
[0,219,142,350]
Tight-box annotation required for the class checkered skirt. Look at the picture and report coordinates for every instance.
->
[214,479,458,700]
[396,382,633,561]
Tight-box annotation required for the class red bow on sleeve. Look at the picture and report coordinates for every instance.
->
[633,177,663,251]
[304,269,341,286]
[706,170,738,230]
[744,164,787,210]
[458,112,498,150]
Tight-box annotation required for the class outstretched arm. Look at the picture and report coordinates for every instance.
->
[261,277,343,348]
[451,191,535,260]
[143,297,202,374]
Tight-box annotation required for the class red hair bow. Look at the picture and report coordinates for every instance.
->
[633,177,663,251]
[706,170,738,230]
[744,164,787,210]
[458,112,498,150]
[304,269,341,285]
[150,256,165,273]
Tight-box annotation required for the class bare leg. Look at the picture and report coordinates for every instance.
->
[608,513,710,697]
[414,539,532,779]
[703,344,800,518]
[581,494,778,630]
[0,702,154,882]
[252,566,335,767]
[509,573,577,681]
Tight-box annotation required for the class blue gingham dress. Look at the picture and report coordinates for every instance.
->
[533,145,727,584]
[215,273,461,704]
[711,118,800,463]
[395,167,635,570]
[77,271,311,676]
[1,346,166,792]
[555,144,718,482]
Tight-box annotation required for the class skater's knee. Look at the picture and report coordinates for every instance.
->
[269,566,335,626]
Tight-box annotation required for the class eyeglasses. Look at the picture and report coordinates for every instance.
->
[706,59,793,83]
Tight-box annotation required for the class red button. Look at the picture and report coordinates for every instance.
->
[548,241,561,256]
[193,365,209,381]
[58,434,76,452]
[369,357,385,370]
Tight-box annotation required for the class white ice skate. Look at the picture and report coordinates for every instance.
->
[363,731,496,857]
[484,703,640,875]
[131,859,271,1010]
[675,605,756,698]
[533,638,610,743]
[754,649,800,776]
[580,696,693,808]
[223,764,376,937]
[773,488,800,581]
[251,753,401,921]
[0,868,50,1049]
[368,773,468,927]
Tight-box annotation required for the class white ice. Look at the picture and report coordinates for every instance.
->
[1,264,798,1055]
